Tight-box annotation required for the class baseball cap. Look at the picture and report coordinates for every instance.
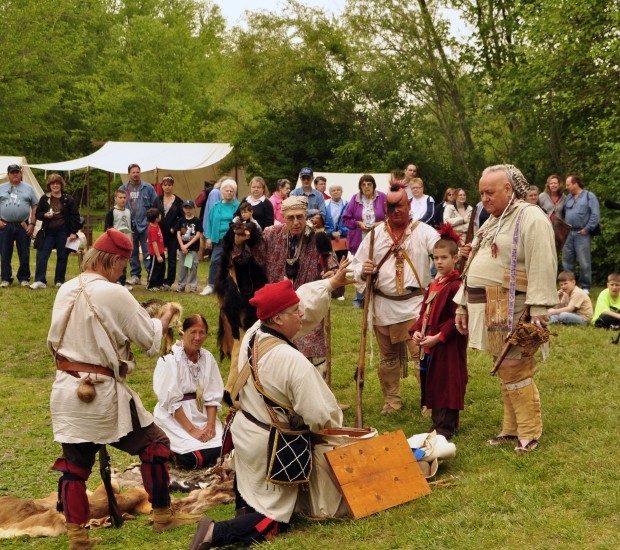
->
[182,200,195,208]
[7,164,21,173]
[299,167,313,178]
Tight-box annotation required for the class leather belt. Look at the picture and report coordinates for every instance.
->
[181,393,197,401]
[466,286,487,304]
[466,286,526,304]
[375,288,424,301]
[241,409,270,431]
[56,356,114,379]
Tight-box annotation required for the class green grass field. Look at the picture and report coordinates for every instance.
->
[0,249,618,549]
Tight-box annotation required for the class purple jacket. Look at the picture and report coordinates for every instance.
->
[342,191,387,253]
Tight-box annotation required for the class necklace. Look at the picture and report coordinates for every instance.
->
[385,221,412,294]
[183,348,204,412]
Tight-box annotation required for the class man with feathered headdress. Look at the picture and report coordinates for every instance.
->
[351,185,440,416]
[454,165,557,452]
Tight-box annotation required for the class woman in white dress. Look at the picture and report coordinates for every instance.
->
[443,187,473,237]
[154,314,224,469]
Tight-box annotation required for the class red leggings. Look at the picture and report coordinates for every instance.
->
[53,401,172,525]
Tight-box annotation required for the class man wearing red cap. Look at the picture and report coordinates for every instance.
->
[47,229,199,548]
[352,185,440,416]
[189,265,350,550]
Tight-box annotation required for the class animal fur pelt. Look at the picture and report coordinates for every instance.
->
[0,483,150,540]
[171,462,235,514]
[112,458,236,514]
[140,300,183,355]
[214,225,267,360]
[0,496,65,539]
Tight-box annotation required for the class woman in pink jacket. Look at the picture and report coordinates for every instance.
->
[269,179,291,224]
[342,175,387,307]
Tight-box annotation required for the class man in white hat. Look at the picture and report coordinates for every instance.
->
[261,195,338,375]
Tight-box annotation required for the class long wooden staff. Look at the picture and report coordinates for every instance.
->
[325,301,332,387]
[456,208,477,274]
[355,228,375,428]
[315,231,334,387]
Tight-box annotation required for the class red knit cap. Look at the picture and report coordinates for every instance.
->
[250,279,300,320]
[93,228,133,258]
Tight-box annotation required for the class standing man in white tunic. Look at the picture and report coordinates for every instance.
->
[352,186,439,415]
[48,229,198,549]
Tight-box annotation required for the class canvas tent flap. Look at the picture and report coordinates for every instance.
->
[28,142,234,173]
[0,156,44,198]
[295,172,393,204]
[27,141,246,202]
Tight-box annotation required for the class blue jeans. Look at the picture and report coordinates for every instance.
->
[549,312,588,326]
[562,232,592,290]
[0,223,31,283]
[207,242,224,286]
[353,289,365,307]
[34,226,70,284]
[129,228,151,278]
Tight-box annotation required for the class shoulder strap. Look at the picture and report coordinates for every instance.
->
[399,247,423,289]
[374,221,422,289]
[248,335,297,425]
[506,205,528,332]
[229,362,250,408]
[78,275,123,363]
[229,335,284,408]
[334,202,346,227]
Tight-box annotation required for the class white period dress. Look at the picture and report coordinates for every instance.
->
[153,343,224,454]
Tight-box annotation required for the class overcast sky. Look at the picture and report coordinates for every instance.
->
[215,0,346,25]
[214,1,469,37]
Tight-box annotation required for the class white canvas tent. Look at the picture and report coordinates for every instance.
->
[0,156,44,198]
[28,142,248,201]
[295,172,394,203]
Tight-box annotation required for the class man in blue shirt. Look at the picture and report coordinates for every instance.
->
[562,175,600,294]
[290,167,326,222]
[0,165,39,287]
[118,163,158,286]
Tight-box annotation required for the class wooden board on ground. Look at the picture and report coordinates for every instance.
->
[324,429,430,518]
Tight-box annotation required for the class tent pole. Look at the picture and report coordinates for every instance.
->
[107,172,111,210]
[86,168,92,246]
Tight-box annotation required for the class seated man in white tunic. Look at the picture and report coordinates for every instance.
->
[154,314,224,469]
[189,261,351,549]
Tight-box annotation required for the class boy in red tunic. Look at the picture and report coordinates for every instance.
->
[147,207,166,290]
[411,226,468,438]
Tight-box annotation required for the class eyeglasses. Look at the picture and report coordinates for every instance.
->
[280,306,302,317]
[50,182,62,186]
[284,214,306,221]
